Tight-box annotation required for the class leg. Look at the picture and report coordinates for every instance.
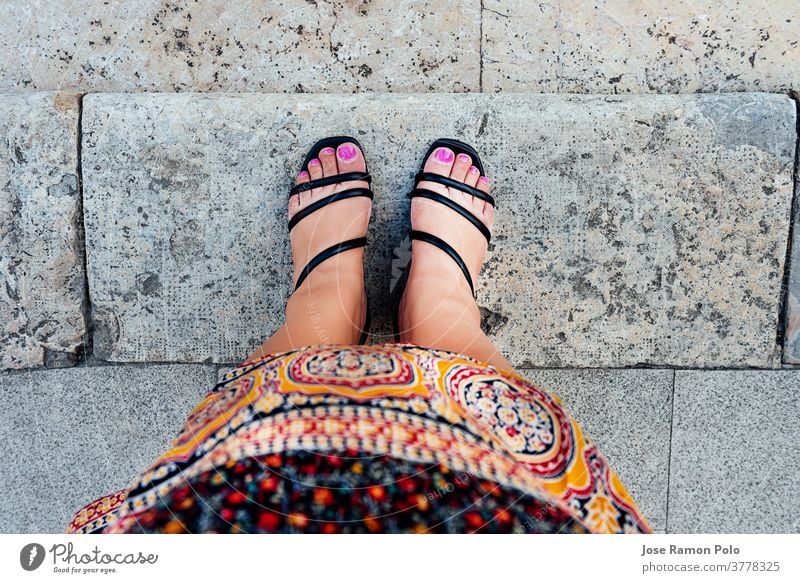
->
[247,143,371,362]
[398,145,515,372]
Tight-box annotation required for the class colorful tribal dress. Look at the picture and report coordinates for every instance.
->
[68,344,651,534]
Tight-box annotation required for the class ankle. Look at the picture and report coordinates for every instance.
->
[293,249,365,290]
[399,279,480,342]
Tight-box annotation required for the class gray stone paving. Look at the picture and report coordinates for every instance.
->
[669,370,800,533]
[0,0,480,93]
[0,363,217,533]
[0,2,799,536]
[82,92,795,368]
[526,368,673,531]
[1,364,674,533]
[783,190,800,363]
[0,92,85,370]
[4,365,797,534]
[483,0,800,94]
[1,1,798,94]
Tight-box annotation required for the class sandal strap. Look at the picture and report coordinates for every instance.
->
[408,188,491,244]
[410,229,475,296]
[294,237,368,291]
[290,172,371,195]
[288,188,374,232]
[414,171,495,207]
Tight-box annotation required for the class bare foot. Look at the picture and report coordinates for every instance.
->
[289,142,372,338]
[399,146,495,346]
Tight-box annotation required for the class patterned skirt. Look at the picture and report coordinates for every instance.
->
[68,344,651,534]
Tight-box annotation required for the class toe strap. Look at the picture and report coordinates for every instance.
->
[410,229,475,297]
[289,188,374,232]
[414,171,495,207]
[408,188,491,244]
[290,172,371,195]
[294,237,368,291]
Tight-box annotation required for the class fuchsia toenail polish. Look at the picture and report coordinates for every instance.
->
[457,153,471,163]
[479,176,489,184]
[337,144,358,161]
[469,166,479,173]
[321,147,335,156]
[298,170,309,178]
[435,148,454,163]
[309,158,320,166]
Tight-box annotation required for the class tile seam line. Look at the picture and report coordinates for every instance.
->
[775,90,800,364]
[75,91,94,367]
[478,0,484,92]
[664,368,677,533]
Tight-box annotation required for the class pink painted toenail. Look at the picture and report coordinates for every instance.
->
[469,166,479,173]
[434,148,454,163]
[457,153,471,163]
[479,176,489,184]
[298,170,309,179]
[309,158,320,166]
[337,144,358,161]
[321,147,335,155]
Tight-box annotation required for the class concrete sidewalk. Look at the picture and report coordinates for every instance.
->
[1,364,798,533]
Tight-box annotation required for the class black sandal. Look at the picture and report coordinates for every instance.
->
[392,138,495,339]
[289,136,373,344]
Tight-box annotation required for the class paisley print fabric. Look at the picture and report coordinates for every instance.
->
[113,452,589,534]
[67,344,651,534]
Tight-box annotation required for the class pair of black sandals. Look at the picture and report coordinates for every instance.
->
[288,136,495,344]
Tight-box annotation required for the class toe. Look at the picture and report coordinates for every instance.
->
[423,146,455,178]
[465,165,480,188]
[319,147,338,178]
[450,152,472,182]
[307,157,323,183]
[291,170,310,210]
[477,176,493,223]
[336,142,368,189]
[296,169,311,186]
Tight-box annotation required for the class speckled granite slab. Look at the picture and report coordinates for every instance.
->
[0,93,85,370]
[82,93,795,367]
[669,370,800,533]
[0,0,480,92]
[526,368,673,530]
[0,363,217,533]
[482,0,800,93]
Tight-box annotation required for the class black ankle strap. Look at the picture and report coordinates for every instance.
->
[294,237,368,291]
[410,229,475,296]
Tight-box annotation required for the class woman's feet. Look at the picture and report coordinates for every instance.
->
[398,145,514,371]
[289,142,371,298]
[249,138,513,372]
[246,142,371,360]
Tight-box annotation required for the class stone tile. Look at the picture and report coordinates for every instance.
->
[524,368,673,530]
[0,92,85,370]
[483,0,800,93]
[783,194,800,364]
[0,0,479,93]
[83,93,794,367]
[0,364,216,533]
[669,370,800,533]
